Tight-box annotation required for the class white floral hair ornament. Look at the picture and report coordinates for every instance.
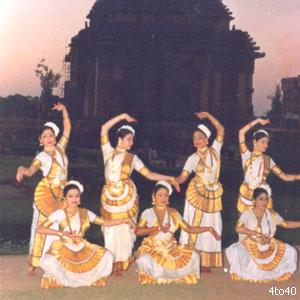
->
[65,180,84,193]
[197,124,211,139]
[156,181,173,195]
[44,122,60,137]
[258,183,272,197]
[118,125,135,136]
[253,129,269,138]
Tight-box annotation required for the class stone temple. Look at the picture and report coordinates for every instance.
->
[64,0,264,139]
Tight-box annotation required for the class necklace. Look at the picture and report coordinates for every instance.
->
[153,207,170,230]
[197,148,213,173]
[109,148,126,176]
[44,147,65,170]
[115,146,127,153]
[248,153,264,190]
[64,208,78,233]
[44,149,55,156]
[253,208,271,236]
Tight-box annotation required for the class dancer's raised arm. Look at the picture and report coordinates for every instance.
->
[52,102,71,140]
[239,118,270,144]
[101,113,137,137]
[195,111,224,137]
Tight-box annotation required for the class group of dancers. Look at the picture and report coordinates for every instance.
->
[15,103,300,288]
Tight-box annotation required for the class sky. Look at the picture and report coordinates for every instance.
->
[0,0,299,114]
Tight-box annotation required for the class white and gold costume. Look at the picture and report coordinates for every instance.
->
[136,208,200,284]
[179,136,223,267]
[226,208,297,283]
[100,135,150,272]
[29,135,69,267]
[238,143,283,213]
[40,208,114,288]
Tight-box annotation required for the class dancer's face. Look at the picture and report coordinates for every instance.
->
[153,187,169,208]
[66,188,81,208]
[254,192,269,210]
[39,129,56,148]
[253,137,269,153]
[118,133,134,150]
[193,130,208,149]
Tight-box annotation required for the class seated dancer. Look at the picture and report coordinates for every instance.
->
[135,181,221,284]
[226,187,300,283]
[38,181,135,288]
[100,113,179,276]
[177,112,224,272]
[16,102,71,275]
[238,118,300,213]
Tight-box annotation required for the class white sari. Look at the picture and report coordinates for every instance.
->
[136,208,200,284]
[180,137,223,267]
[226,208,297,282]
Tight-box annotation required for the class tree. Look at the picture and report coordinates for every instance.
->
[35,59,61,115]
[267,84,282,128]
[0,94,39,118]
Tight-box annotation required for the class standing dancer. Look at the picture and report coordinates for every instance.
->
[238,118,300,213]
[177,112,224,272]
[16,103,71,275]
[100,113,179,276]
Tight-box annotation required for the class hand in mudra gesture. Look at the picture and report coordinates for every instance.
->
[16,167,26,183]
[209,227,221,241]
[52,102,66,112]
[126,218,136,230]
[257,118,270,126]
[261,234,271,245]
[122,113,137,123]
[195,112,211,119]
[162,223,171,233]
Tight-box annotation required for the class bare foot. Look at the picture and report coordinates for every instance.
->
[27,266,36,276]
[113,271,122,277]
[201,267,212,274]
